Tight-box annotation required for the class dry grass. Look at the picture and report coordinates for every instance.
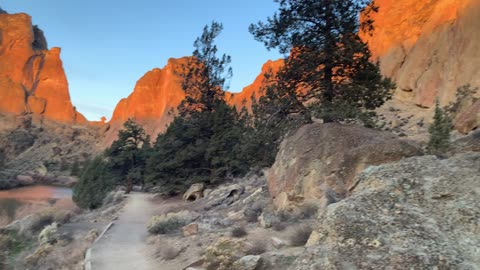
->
[147,211,191,235]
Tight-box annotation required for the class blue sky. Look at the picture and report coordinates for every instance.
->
[1,0,282,120]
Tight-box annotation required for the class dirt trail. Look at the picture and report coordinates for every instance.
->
[90,192,157,270]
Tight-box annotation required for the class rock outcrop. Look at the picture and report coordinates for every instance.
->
[362,0,480,132]
[104,57,188,146]
[226,59,284,111]
[267,123,422,210]
[105,58,283,146]
[290,152,480,269]
[0,12,85,124]
[0,115,98,190]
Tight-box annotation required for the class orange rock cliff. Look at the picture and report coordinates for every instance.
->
[0,12,86,124]
[361,0,480,132]
[104,58,284,145]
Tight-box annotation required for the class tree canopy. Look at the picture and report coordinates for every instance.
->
[250,0,394,124]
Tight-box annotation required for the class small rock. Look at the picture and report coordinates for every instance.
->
[182,223,199,236]
[183,183,205,202]
[233,255,263,270]
[271,237,286,249]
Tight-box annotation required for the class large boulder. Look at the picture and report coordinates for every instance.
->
[183,183,205,202]
[267,123,421,210]
[291,152,480,269]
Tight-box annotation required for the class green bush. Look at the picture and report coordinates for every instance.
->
[72,156,114,209]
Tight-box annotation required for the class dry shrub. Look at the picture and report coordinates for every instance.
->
[203,237,243,270]
[245,238,267,255]
[231,226,248,238]
[299,203,319,219]
[272,221,287,231]
[30,208,73,232]
[147,211,191,235]
[244,199,267,223]
[288,224,312,247]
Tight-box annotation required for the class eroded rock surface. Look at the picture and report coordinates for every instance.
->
[362,0,480,132]
[267,123,421,210]
[291,153,480,269]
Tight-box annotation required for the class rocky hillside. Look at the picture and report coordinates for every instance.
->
[0,10,99,188]
[0,12,86,124]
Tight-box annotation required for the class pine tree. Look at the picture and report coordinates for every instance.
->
[427,101,452,154]
[249,0,394,124]
[146,22,250,194]
[179,21,232,115]
[72,156,113,209]
[105,119,150,187]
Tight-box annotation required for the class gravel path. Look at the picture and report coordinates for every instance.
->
[90,192,157,270]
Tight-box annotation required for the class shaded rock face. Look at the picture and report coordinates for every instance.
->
[362,0,480,132]
[267,123,421,210]
[293,153,480,269]
[0,13,85,124]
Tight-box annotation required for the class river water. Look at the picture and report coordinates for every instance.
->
[0,185,76,226]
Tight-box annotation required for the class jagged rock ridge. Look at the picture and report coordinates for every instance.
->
[104,58,283,145]
[0,12,86,124]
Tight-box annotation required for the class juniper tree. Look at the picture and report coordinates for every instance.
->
[179,21,232,115]
[72,156,113,209]
[249,0,394,124]
[146,22,246,193]
[427,101,453,154]
[105,119,150,188]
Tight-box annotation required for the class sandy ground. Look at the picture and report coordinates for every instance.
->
[90,192,157,270]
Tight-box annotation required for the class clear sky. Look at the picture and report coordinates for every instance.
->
[1,0,283,120]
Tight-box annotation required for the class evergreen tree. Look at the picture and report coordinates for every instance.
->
[105,119,150,187]
[249,0,394,124]
[72,156,113,209]
[179,21,232,115]
[146,22,249,194]
[427,101,453,154]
